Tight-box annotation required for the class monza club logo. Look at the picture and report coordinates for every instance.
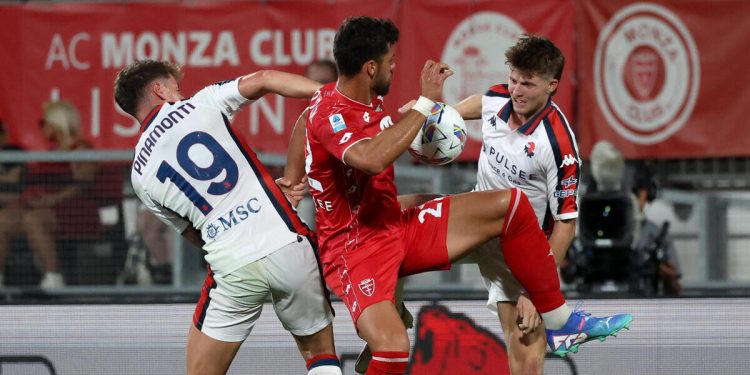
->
[358,278,375,297]
[441,11,525,142]
[594,3,700,144]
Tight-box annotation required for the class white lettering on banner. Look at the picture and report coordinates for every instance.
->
[249,95,284,135]
[135,32,159,60]
[49,87,104,138]
[45,33,91,70]
[101,31,240,68]
[70,33,91,70]
[188,32,211,66]
[91,87,100,137]
[50,88,60,102]
[249,28,335,66]
[273,30,291,65]
[250,30,272,65]
[102,32,132,68]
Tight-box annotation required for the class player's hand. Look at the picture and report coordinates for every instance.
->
[398,99,417,114]
[419,60,453,101]
[275,176,308,208]
[516,294,542,335]
[658,260,680,280]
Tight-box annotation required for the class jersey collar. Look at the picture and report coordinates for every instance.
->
[498,98,554,136]
[140,104,164,133]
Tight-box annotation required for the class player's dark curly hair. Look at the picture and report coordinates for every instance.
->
[333,17,399,77]
[505,34,565,82]
[114,60,182,117]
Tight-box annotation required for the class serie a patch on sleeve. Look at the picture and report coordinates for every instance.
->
[329,113,347,133]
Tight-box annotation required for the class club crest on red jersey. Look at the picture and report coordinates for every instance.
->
[358,278,375,297]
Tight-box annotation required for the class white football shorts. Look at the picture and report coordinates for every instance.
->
[194,236,334,342]
[470,238,524,314]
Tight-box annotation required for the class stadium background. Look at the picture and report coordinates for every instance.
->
[1,0,749,374]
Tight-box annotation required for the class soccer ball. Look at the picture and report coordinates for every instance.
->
[408,102,468,165]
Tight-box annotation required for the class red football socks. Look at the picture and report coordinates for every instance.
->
[500,188,566,313]
[366,351,409,374]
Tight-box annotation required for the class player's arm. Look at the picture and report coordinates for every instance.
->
[343,60,453,175]
[549,219,576,265]
[284,108,308,186]
[278,108,310,207]
[238,70,322,100]
[181,226,206,249]
[544,134,581,265]
[453,94,482,120]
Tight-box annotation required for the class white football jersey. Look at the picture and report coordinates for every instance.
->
[131,79,307,276]
[475,84,581,234]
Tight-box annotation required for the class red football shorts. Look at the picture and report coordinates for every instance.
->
[322,196,452,325]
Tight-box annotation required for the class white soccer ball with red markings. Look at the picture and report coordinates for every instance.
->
[409,102,468,165]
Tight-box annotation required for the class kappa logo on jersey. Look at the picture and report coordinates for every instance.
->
[524,141,536,158]
[379,115,394,130]
[559,154,577,168]
[489,116,497,128]
[363,111,370,122]
[358,278,375,297]
[329,113,347,133]
[204,197,261,241]
[561,176,578,189]
[339,132,353,144]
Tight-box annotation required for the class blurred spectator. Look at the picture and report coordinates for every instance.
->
[572,141,681,295]
[589,140,626,193]
[136,208,174,284]
[631,163,682,295]
[0,120,25,287]
[20,100,98,288]
[305,59,338,84]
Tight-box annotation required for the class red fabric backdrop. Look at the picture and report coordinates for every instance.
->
[0,0,575,162]
[575,0,750,158]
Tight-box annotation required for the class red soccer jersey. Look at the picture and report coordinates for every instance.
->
[305,83,402,263]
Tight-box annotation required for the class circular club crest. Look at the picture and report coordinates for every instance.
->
[594,3,700,144]
[442,12,525,141]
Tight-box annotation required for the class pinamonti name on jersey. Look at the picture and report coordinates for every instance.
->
[133,102,196,176]
[130,80,303,276]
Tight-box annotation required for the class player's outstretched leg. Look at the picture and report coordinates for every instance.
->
[445,188,632,356]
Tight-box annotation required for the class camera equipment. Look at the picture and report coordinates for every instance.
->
[570,190,672,295]
[576,191,635,284]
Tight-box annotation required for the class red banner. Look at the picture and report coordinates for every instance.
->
[575,0,750,159]
[0,1,574,162]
